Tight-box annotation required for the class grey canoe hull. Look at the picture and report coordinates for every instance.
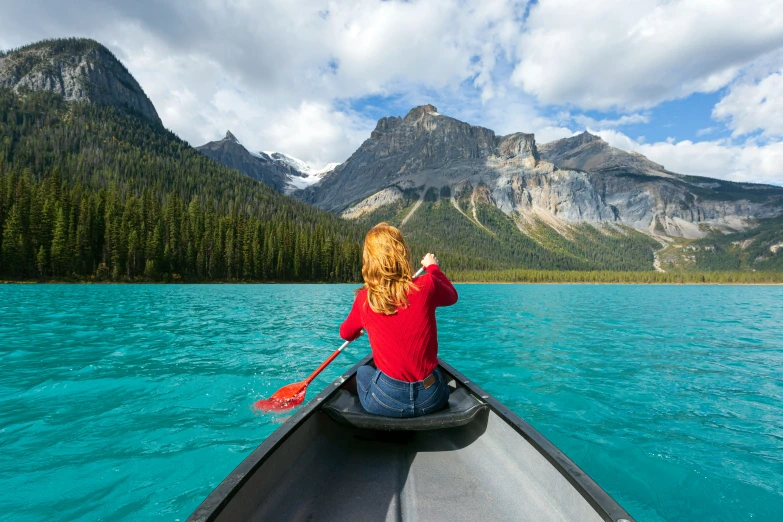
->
[188,355,634,522]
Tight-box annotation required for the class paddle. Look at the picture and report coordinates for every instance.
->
[254,266,427,412]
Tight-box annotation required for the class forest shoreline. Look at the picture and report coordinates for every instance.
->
[22,275,774,287]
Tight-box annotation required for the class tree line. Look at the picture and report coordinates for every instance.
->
[449,269,783,284]
[0,169,361,281]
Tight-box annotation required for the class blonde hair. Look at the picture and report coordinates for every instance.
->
[361,222,417,315]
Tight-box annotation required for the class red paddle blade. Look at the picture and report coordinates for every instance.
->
[254,381,308,412]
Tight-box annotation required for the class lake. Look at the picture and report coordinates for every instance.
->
[1,284,782,521]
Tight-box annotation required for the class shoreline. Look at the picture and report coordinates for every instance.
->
[2,280,782,286]
[452,281,783,286]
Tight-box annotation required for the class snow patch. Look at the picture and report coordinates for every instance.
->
[255,151,340,194]
[265,151,311,173]
[217,131,338,193]
[285,168,334,192]
[249,150,273,161]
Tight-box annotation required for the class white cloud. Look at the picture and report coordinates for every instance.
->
[713,70,783,138]
[531,125,574,144]
[592,129,783,184]
[571,113,650,129]
[696,127,719,137]
[1,0,783,184]
[255,102,376,167]
[0,0,528,167]
[512,0,783,110]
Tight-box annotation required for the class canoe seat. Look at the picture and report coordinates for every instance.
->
[322,386,488,431]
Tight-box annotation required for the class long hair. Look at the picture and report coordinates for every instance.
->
[361,222,417,315]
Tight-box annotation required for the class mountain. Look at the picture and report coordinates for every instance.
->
[0,38,363,282]
[657,213,783,272]
[0,38,161,125]
[292,105,783,270]
[301,104,782,238]
[196,131,291,192]
[196,132,338,194]
[297,104,783,271]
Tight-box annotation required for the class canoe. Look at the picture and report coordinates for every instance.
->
[188,355,635,522]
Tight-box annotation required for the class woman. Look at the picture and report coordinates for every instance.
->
[340,222,458,418]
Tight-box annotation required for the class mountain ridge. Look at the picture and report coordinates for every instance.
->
[299,105,783,242]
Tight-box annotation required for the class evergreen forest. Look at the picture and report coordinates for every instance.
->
[0,88,363,281]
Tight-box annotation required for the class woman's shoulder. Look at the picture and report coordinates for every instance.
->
[351,287,369,314]
[354,287,369,305]
[412,271,435,292]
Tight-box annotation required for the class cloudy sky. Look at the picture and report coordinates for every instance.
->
[2,0,783,184]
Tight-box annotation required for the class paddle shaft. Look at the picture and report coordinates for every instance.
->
[303,341,349,386]
[302,266,427,386]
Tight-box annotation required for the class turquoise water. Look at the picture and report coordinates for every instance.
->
[1,285,782,521]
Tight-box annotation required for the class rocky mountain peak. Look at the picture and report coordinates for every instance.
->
[301,106,527,210]
[0,37,161,125]
[497,133,539,168]
[538,130,663,175]
[196,131,339,194]
[404,104,439,120]
[578,130,603,142]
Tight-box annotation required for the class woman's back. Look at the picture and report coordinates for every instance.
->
[340,264,458,382]
[341,222,457,418]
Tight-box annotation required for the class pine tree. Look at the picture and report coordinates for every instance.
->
[36,245,47,277]
[0,204,25,277]
[50,205,69,276]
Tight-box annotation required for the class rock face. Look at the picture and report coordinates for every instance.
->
[301,104,539,212]
[341,187,404,219]
[196,131,338,194]
[0,38,161,125]
[300,105,783,239]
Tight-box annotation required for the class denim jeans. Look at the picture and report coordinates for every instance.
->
[356,364,450,418]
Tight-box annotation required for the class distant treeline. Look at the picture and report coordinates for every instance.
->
[689,214,783,272]
[0,169,362,282]
[449,269,783,284]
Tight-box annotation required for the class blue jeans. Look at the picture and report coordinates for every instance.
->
[356,365,450,418]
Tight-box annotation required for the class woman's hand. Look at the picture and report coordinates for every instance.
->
[421,252,439,268]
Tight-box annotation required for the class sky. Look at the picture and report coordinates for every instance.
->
[1,0,783,184]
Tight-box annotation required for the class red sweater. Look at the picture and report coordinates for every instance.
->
[340,264,458,381]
